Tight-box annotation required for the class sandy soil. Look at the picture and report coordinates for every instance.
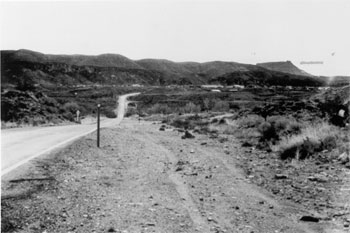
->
[1,118,330,233]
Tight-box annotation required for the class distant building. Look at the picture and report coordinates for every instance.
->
[201,85,223,89]
[132,84,143,87]
[226,85,244,89]
[318,87,330,91]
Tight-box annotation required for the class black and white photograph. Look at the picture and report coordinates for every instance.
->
[1,0,349,232]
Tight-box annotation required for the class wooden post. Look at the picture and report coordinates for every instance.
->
[97,104,100,147]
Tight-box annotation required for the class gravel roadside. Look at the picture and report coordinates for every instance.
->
[2,119,325,233]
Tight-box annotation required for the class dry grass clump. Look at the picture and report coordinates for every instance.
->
[212,100,230,112]
[236,114,264,128]
[258,116,303,143]
[275,122,339,160]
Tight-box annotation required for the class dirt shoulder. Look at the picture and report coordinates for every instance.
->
[1,119,329,233]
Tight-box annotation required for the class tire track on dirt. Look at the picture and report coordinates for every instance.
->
[132,131,212,233]
[139,123,320,233]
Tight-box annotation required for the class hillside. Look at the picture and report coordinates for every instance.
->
[257,61,312,76]
[210,68,324,87]
[2,49,144,69]
[136,59,256,81]
[1,49,328,89]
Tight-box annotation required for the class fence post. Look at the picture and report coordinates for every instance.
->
[97,104,100,147]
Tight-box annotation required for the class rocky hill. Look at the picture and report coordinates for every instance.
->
[1,49,328,88]
[257,61,312,76]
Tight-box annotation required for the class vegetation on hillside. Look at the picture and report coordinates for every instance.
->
[1,49,331,88]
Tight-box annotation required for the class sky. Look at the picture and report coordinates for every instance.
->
[0,0,349,76]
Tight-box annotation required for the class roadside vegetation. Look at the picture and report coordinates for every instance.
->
[1,84,146,128]
[130,85,349,162]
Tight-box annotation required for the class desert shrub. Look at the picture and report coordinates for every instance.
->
[212,100,229,112]
[288,122,302,135]
[211,118,218,123]
[322,135,337,151]
[204,118,238,135]
[46,106,58,114]
[237,114,264,128]
[161,115,175,124]
[264,116,303,140]
[171,117,191,129]
[180,102,201,114]
[147,104,172,115]
[31,116,46,126]
[187,114,201,121]
[222,124,237,134]
[103,109,117,118]
[258,122,278,141]
[63,112,74,121]
[276,122,338,160]
[229,102,240,110]
[15,73,36,91]
[271,117,288,133]
[202,98,210,111]
[125,107,138,117]
[63,102,80,114]
[42,97,58,107]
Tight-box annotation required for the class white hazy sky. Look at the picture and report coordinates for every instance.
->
[0,0,349,76]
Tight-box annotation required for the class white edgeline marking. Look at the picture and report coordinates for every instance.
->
[1,127,97,176]
[1,92,140,177]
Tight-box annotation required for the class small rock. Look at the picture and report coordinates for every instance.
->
[201,142,207,145]
[190,149,195,153]
[182,130,195,139]
[242,142,252,147]
[300,216,320,222]
[344,222,349,228]
[275,174,288,179]
[308,175,328,183]
[107,227,116,232]
[338,152,350,163]
[207,216,214,222]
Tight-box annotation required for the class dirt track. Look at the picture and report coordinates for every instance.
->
[2,117,330,233]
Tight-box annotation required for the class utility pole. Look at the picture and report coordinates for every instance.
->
[97,104,101,148]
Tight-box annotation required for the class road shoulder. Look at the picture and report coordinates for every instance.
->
[2,119,323,233]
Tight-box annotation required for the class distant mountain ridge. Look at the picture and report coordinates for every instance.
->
[1,49,331,88]
[3,49,144,69]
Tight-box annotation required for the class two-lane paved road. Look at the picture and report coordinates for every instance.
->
[1,93,139,176]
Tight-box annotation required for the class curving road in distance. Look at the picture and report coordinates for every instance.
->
[1,92,139,176]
